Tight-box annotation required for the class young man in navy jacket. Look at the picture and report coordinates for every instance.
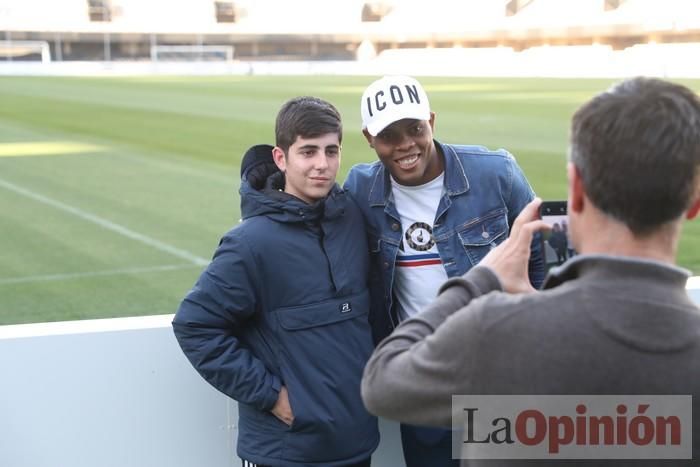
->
[174,97,378,467]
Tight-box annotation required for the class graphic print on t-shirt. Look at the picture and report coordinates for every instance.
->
[396,222,442,267]
[391,174,448,319]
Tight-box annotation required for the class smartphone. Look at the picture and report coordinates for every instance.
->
[539,201,576,272]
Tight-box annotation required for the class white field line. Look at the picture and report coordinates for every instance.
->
[0,264,200,286]
[0,176,210,266]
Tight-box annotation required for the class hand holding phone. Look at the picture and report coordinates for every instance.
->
[480,198,548,293]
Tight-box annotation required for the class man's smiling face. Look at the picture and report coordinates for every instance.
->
[364,113,442,186]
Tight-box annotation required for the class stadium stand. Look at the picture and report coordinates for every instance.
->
[1,0,700,69]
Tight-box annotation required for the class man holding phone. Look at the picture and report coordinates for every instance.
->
[361,77,700,465]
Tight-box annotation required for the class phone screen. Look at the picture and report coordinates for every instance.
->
[539,201,576,273]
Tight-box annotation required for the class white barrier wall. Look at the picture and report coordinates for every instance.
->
[0,315,402,467]
[0,316,235,467]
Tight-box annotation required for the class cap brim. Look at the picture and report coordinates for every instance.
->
[365,108,431,136]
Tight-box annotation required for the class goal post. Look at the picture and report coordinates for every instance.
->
[150,45,234,62]
[0,40,51,63]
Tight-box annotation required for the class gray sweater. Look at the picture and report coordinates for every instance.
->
[362,255,700,466]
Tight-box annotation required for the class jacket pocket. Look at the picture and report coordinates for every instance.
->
[274,290,377,462]
[276,293,367,331]
[458,210,509,266]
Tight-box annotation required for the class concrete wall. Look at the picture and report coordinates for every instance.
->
[0,315,402,467]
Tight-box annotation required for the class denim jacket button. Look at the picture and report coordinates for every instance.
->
[481,231,490,239]
[391,223,400,231]
[383,262,390,269]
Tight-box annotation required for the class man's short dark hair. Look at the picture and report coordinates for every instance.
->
[275,96,342,154]
[570,77,700,236]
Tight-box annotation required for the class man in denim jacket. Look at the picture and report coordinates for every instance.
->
[344,76,544,467]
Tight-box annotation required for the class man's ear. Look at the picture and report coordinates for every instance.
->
[684,180,700,219]
[686,198,700,220]
[272,147,286,172]
[362,129,374,146]
[428,111,436,131]
[567,162,585,214]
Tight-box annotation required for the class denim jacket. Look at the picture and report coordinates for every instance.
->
[344,140,545,343]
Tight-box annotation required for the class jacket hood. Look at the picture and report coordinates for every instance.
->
[239,144,345,223]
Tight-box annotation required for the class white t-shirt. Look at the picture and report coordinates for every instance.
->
[391,173,448,320]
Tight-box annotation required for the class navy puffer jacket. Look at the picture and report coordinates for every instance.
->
[172,146,379,466]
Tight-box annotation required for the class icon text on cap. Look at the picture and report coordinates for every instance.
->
[365,84,422,117]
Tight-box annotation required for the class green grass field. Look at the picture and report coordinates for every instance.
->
[1,75,699,325]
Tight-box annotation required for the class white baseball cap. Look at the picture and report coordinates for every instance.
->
[360,75,431,136]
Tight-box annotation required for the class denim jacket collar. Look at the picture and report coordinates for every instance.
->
[367,140,470,207]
